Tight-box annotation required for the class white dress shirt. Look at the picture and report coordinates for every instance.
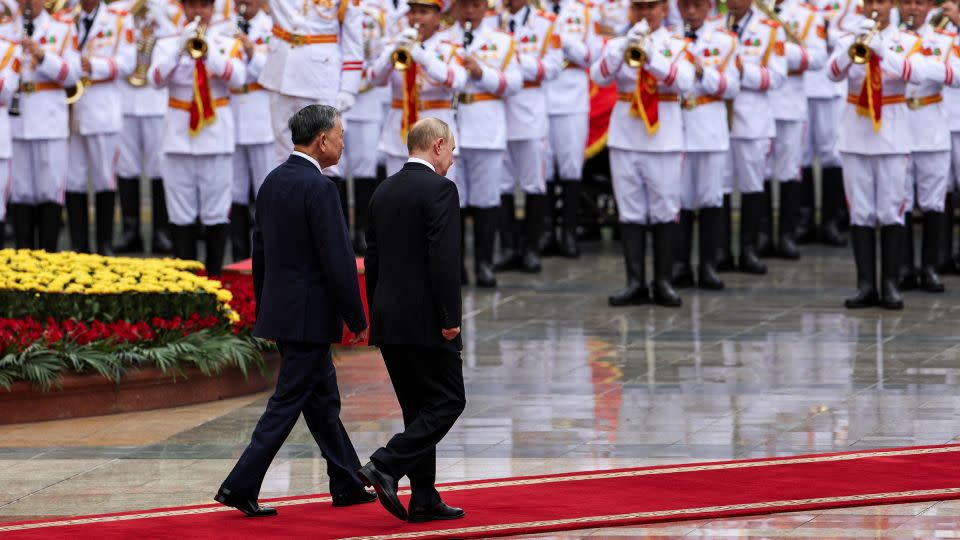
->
[406,157,436,172]
[292,151,324,172]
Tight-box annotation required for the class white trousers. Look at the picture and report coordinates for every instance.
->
[546,113,588,181]
[11,138,68,205]
[326,118,380,179]
[0,159,9,221]
[906,151,949,212]
[232,142,274,204]
[950,132,960,192]
[270,93,316,165]
[456,148,504,209]
[67,133,119,193]
[840,152,909,227]
[161,153,232,226]
[117,115,164,178]
[502,139,547,195]
[730,138,771,194]
[803,97,842,168]
[609,148,682,224]
[681,151,726,210]
[770,119,805,182]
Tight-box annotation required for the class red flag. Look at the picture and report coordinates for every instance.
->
[400,62,419,143]
[855,55,883,133]
[189,58,217,137]
[630,67,660,135]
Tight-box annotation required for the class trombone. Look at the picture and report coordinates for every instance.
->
[848,10,880,64]
[185,16,209,59]
[391,24,420,71]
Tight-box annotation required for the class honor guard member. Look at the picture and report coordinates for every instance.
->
[541,0,601,258]
[592,0,695,307]
[724,0,787,274]
[939,0,960,272]
[673,0,739,290]
[761,0,825,259]
[897,0,960,292]
[64,0,136,255]
[827,0,937,309]
[0,37,18,246]
[445,0,521,287]
[261,0,363,161]
[149,0,246,275]
[112,0,181,256]
[8,0,81,252]
[329,0,390,256]
[797,0,849,245]
[598,0,631,36]
[228,0,272,261]
[485,0,563,274]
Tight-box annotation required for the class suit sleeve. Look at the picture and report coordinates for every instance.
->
[252,201,265,319]
[362,193,378,318]
[426,181,462,330]
[310,180,368,333]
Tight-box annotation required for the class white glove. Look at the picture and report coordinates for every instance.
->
[856,17,876,36]
[408,42,430,64]
[336,91,356,112]
[181,19,200,50]
[395,27,419,49]
[627,19,650,39]
[605,36,628,64]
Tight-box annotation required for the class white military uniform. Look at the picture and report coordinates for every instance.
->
[802,0,848,169]
[681,19,739,211]
[0,37,17,225]
[828,25,936,226]
[149,20,246,226]
[444,21,521,208]
[596,0,630,37]
[330,0,388,181]
[591,25,694,224]
[543,0,601,182]
[114,0,182,181]
[904,23,960,213]
[229,9,273,205]
[484,6,563,197]
[370,27,465,186]
[261,0,363,162]
[769,0,825,183]
[10,10,81,207]
[727,7,787,195]
[66,3,136,194]
[942,19,960,194]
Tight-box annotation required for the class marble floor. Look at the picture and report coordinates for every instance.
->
[3,239,960,538]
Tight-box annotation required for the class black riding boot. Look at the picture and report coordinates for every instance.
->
[608,223,649,306]
[881,224,904,310]
[777,181,801,260]
[205,224,229,276]
[716,193,736,271]
[559,180,581,258]
[539,182,561,256]
[353,177,376,255]
[698,207,725,290]
[920,211,945,292]
[940,192,956,273]
[472,207,498,288]
[9,204,36,249]
[114,177,143,253]
[170,224,198,261]
[522,193,546,273]
[738,192,768,274]
[795,166,816,244]
[757,180,775,257]
[671,209,695,288]
[820,167,847,246]
[494,193,522,271]
[95,191,115,256]
[899,212,919,290]
[844,226,879,308]
[37,203,62,252]
[652,222,682,307]
[65,192,90,253]
[230,203,251,261]
[151,178,173,254]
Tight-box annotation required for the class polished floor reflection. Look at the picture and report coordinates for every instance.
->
[3,241,960,538]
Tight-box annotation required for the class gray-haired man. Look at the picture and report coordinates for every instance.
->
[215,105,376,517]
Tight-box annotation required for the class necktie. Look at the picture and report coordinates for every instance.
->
[508,19,515,34]
[552,2,560,14]
[731,23,739,34]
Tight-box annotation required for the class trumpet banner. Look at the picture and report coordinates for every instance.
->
[585,78,617,159]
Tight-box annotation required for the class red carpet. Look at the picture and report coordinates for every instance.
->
[4,444,960,539]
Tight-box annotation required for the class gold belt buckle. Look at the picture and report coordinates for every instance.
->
[20,81,36,93]
[458,93,474,105]
[907,97,922,110]
[289,33,305,47]
[682,97,697,111]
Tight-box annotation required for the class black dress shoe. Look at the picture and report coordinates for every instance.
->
[214,487,277,517]
[332,488,377,507]
[408,502,465,523]
[358,461,408,521]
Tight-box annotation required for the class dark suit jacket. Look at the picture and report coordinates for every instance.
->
[364,161,462,351]
[252,154,367,344]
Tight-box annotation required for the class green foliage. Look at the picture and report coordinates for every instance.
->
[0,291,223,322]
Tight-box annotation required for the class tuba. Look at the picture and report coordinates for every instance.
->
[185,16,209,59]
[391,24,420,71]
[848,10,880,64]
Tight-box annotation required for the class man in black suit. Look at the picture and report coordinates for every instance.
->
[215,105,376,517]
[358,118,467,523]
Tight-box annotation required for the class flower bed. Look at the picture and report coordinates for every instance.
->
[0,250,271,391]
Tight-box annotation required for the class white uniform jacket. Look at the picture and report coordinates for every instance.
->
[0,37,18,158]
[905,23,960,152]
[771,0,827,120]
[681,19,740,153]
[729,7,787,139]
[230,9,273,146]
[345,0,389,123]
[544,0,602,115]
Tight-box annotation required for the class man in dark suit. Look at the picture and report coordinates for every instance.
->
[215,105,376,517]
[357,118,467,524]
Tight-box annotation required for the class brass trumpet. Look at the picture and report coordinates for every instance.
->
[391,24,420,71]
[624,31,650,69]
[186,16,209,60]
[849,11,881,64]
